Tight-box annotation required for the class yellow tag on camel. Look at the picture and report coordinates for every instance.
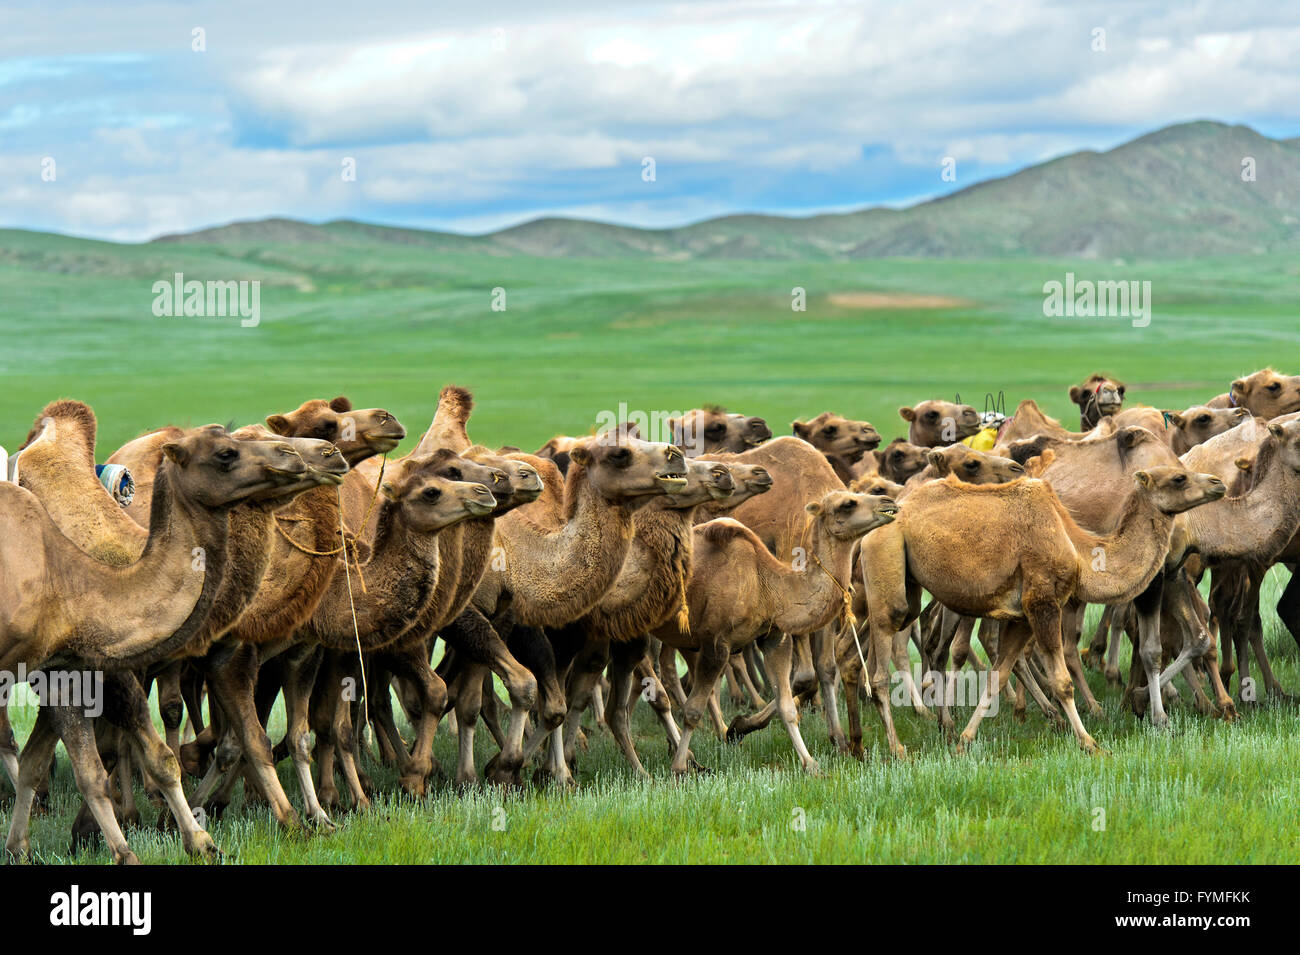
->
[962,427,999,451]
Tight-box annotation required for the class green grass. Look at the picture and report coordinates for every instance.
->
[1,235,1299,863]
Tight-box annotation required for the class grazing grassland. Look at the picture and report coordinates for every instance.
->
[1,234,1298,863]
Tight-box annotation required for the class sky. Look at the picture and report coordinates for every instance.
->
[2,0,1299,242]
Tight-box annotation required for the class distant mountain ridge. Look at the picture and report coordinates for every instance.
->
[114,121,1300,261]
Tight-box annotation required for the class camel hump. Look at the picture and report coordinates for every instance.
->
[439,385,474,415]
[697,517,755,550]
[22,398,97,451]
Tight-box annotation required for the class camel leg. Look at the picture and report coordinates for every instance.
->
[670,640,730,775]
[102,671,217,859]
[1104,604,1129,685]
[706,687,728,736]
[605,639,651,777]
[479,676,508,749]
[1133,574,1171,726]
[5,707,60,860]
[762,633,821,774]
[1082,605,1113,670]
[366,664,404,768]
[1013,655,1063,724]
[561,639,610,768]
[892,625,930,718]
[1197,613,1238,719]
[1031,600,1101,752]
[488,623,557,784]
[155,661,186,761]
[1242,570,1287,697]
[206,642,302,828]
[449,662,485,785]
[1157,573,1215,690]
[1061,603,1104,718]
[958,619,1031,752]
[280,644,334,828]
[659,642,688,709]
[1275,566,1300,651]
[52,705,139,864]
[809,628,839,744]
[633,654,683,750]
[737,643,769,709]
[382,642,448,795]
[835,624,869,757]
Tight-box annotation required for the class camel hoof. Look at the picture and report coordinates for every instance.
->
[3,841,30,864]
[1013,708,1027,724]
[914,706,937,722]
[802,761,823,777]
[399,775,428,799]
[306,814,337,834]
[1218,702,1240,723]
[189,831,220,861]
[724,719,748,743]
[116,850,141,866]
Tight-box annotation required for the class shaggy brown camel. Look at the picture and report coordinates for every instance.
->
[1069,373,1126,430]
[655,490,898,774]
[668,407,772,454]
[899,400,981,447]
[11,403,348,846]
[868,438,931,483]
[1206,368,1300,418]
[1167,405,1251,455]
[2,423,311,864]
[792,412,880,484]
[856,465,1225,757]
[696,462,773,518]
[472,427,688,785]
[1180,419,1300,701]
[558,458,737,776]
[110,397,403,830]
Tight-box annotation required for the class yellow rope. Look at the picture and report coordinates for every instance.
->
[338,484,370,751]
[798,513,857,636]
[676,564,691,635]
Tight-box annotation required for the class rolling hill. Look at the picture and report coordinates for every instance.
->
[136,120,1300,262]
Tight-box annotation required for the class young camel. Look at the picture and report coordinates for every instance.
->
[899,400,982,447]
[654,490,898,775]
[861,438,931,484]
[668,407,772,454]
[857,465,1225,757]
[1206,368,1300,418]
[1069,373,1126,430]
[792,412,881,484]
[472,428,689,786]
[2,424,310,864]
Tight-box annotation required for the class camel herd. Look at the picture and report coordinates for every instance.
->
[2,367,1299,864]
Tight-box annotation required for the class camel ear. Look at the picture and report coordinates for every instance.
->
[1268,423,1285,438]
[1235,458,1252,472]
[161,442,190,467]
[329,396,352,413]
[569,445,592,467]
[1133,471,1153,489]
[380,481,398,500]
[1166,412,1185,428]
[1230,378,1248,396]
[926,449,947,474]
[804,501,822,516]
[1068,385,1085,404]
[265,414,292,435]
[792,420,811,438]
[898,406,916,422]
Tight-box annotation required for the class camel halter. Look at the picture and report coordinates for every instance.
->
[271,454,388,594]
[798,513,857,637]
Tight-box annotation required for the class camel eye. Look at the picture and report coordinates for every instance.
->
[609,447,632,465]
[704,423,726,438]
[923,411,939,422]
[1268,382,1282,392]
[1173,474,1186,485]
[839,499,857,512]
[1196,415,1210,425]
[964,460,979,471]
[216,447,238,463]
[823,426,838,437]
[421,487,442,502]
[446,467,462,480]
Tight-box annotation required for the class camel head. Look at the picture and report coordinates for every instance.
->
[1267,419,1300,471]
[419,448,510,513]
[231,424,351,491]
[379,457,498,531]
[160,425,309,508]
[723,463,774,506]
[266,396,406,466]
[570,428,689,500]
[898,400,981,447]
[792,412,881,462]
[926,446,1024,484]
[669,407,772,455]
[1228,369,1300,419]
[849,473,905,498]
[1070,373,1126,420]
[459,446,545,513]
[873,438,930,483]
[805,490,898,540]
[535,435,582,461]
[1132,465,1226,514]
[1167,405,1251,454]
[663,459,736,509]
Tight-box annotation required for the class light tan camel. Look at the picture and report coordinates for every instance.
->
[899,400,981,447]
[1206,368,1300,418]
[668,407,772,454]
[655,490,898,774]
[857,465,1225,757]
[1069,373,1126,430]
[792,412,881,484]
